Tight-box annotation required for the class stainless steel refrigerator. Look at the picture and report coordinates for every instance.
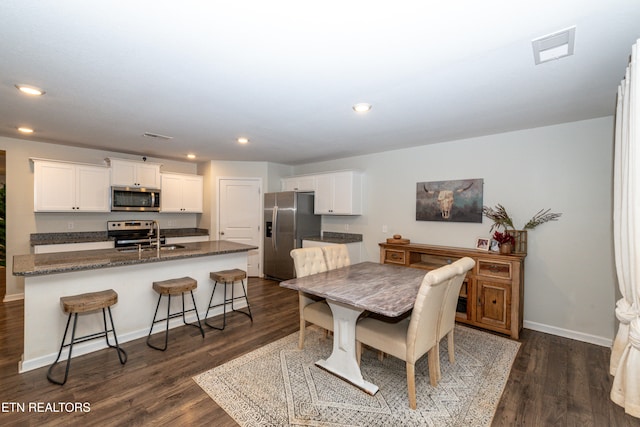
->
[264,192,321,280]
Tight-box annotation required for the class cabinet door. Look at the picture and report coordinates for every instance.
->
[75,165,110,212]
[314,174,334,214]
[181,175,203,212]
[331,172,355,214]
[160,174,184,212]
[110,159,138,187]
[136,163,161,188]
[475,280,511,330]
[282,176,316,192]
[282,178,297,191]
[34,161,76,212]
[314,171,362,215]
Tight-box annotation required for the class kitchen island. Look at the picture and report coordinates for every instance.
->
[13,240,257,372]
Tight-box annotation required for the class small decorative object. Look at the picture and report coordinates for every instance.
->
[482,204,562,254]
[475,237,490,251]
[386,234,410,244]
[492,231,515,254]
[416,178,483,223]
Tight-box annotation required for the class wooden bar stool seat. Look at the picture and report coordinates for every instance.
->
[205,269,253,330]
[47,289,127,385]
[147,276,205,351]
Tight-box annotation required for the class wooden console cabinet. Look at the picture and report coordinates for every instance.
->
[379,242,526,339]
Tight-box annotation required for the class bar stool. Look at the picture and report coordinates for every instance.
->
[147,276,205,351]
[205,269,253,330]
[47,289,127,385]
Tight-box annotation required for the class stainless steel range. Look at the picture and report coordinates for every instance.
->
[107,220,165,248]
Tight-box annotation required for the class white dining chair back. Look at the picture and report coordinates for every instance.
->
[290,247,333,349]
[355,260,469,409]
[321,244,351,270]
[291,247,328,278]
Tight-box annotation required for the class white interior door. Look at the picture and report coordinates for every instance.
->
[218,178,261,277]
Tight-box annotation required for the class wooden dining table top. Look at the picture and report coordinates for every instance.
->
[280,261,428,317]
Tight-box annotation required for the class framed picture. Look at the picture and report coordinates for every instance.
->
[489,239,500,252]
[475,237,490,251]
[416,178,483,223]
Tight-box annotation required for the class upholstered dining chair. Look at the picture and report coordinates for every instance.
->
[321,244,351,270]
[355,259,471,410]
[290,247,333,349]
[435,257,475,382]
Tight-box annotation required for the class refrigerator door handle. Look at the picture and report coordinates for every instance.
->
[272,205,278,250]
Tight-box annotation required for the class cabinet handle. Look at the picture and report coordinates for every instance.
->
[489,265,500,272]
[492,299,497,304]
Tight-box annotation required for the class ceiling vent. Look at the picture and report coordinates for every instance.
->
[532,26,576,65]
[142,132,173,140]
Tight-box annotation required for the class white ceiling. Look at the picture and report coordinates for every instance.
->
[1,1,639,165]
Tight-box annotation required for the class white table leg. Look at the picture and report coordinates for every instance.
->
[315,300,379,395]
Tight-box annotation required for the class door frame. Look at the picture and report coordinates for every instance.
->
[216,176,263,277]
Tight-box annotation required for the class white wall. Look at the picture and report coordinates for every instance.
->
[292,117,617,345]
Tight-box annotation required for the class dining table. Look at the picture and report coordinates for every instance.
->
[280,261,428,395]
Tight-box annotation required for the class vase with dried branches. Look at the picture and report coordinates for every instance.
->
[482,204,561,254]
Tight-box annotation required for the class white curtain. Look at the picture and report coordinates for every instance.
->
[611,39,640,417]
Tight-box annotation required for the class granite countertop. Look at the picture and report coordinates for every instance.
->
[303,231,363,244]
[14,240,255,277]
[30,228,209,246]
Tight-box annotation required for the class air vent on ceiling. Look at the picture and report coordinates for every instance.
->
[532,26,576,65]
[143,132,173,140]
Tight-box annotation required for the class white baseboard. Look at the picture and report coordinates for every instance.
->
[3,293,24,302]
[524,320,613,348]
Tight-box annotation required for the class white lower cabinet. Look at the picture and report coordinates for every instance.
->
[33,241,115,254]
[165,235,209,244]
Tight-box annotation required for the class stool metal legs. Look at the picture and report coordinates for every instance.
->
[47,307,127,385]
[147,290,205,351]
[205,279,253,330]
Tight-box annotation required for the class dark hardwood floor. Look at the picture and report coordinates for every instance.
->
[0,277,638,426]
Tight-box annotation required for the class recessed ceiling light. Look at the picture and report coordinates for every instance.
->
[352,103,372,113]
[237,137,249,144]
[18,127,34,133]
[187,154,196,159]
[15,84,45,96]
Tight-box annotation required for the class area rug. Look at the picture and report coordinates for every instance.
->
[193,325,520,426]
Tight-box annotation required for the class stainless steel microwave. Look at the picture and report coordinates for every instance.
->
[111,187,161,212]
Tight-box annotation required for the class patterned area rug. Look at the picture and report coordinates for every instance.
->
[193,325,520,426]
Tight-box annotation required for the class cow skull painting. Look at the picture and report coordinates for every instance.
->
[416,178,483,223]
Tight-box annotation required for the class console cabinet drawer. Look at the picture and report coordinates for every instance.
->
[383,249,406,265]
[477,260,512,279]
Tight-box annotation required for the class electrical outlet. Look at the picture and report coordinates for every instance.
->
[67,222,74,230]
[168,220,176,227]
[344,224,349,231]
[382,225,388,233]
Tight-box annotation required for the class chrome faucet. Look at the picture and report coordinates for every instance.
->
[148,220,161,253]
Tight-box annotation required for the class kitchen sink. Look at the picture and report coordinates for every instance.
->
[117,244,185,253]
[159,244,185,251]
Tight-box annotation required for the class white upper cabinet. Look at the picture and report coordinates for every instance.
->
[281,175,316,192]
[160,173,203,213]
[108,158,161,189]
[34,160,110,212]
[314,171,363,215]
